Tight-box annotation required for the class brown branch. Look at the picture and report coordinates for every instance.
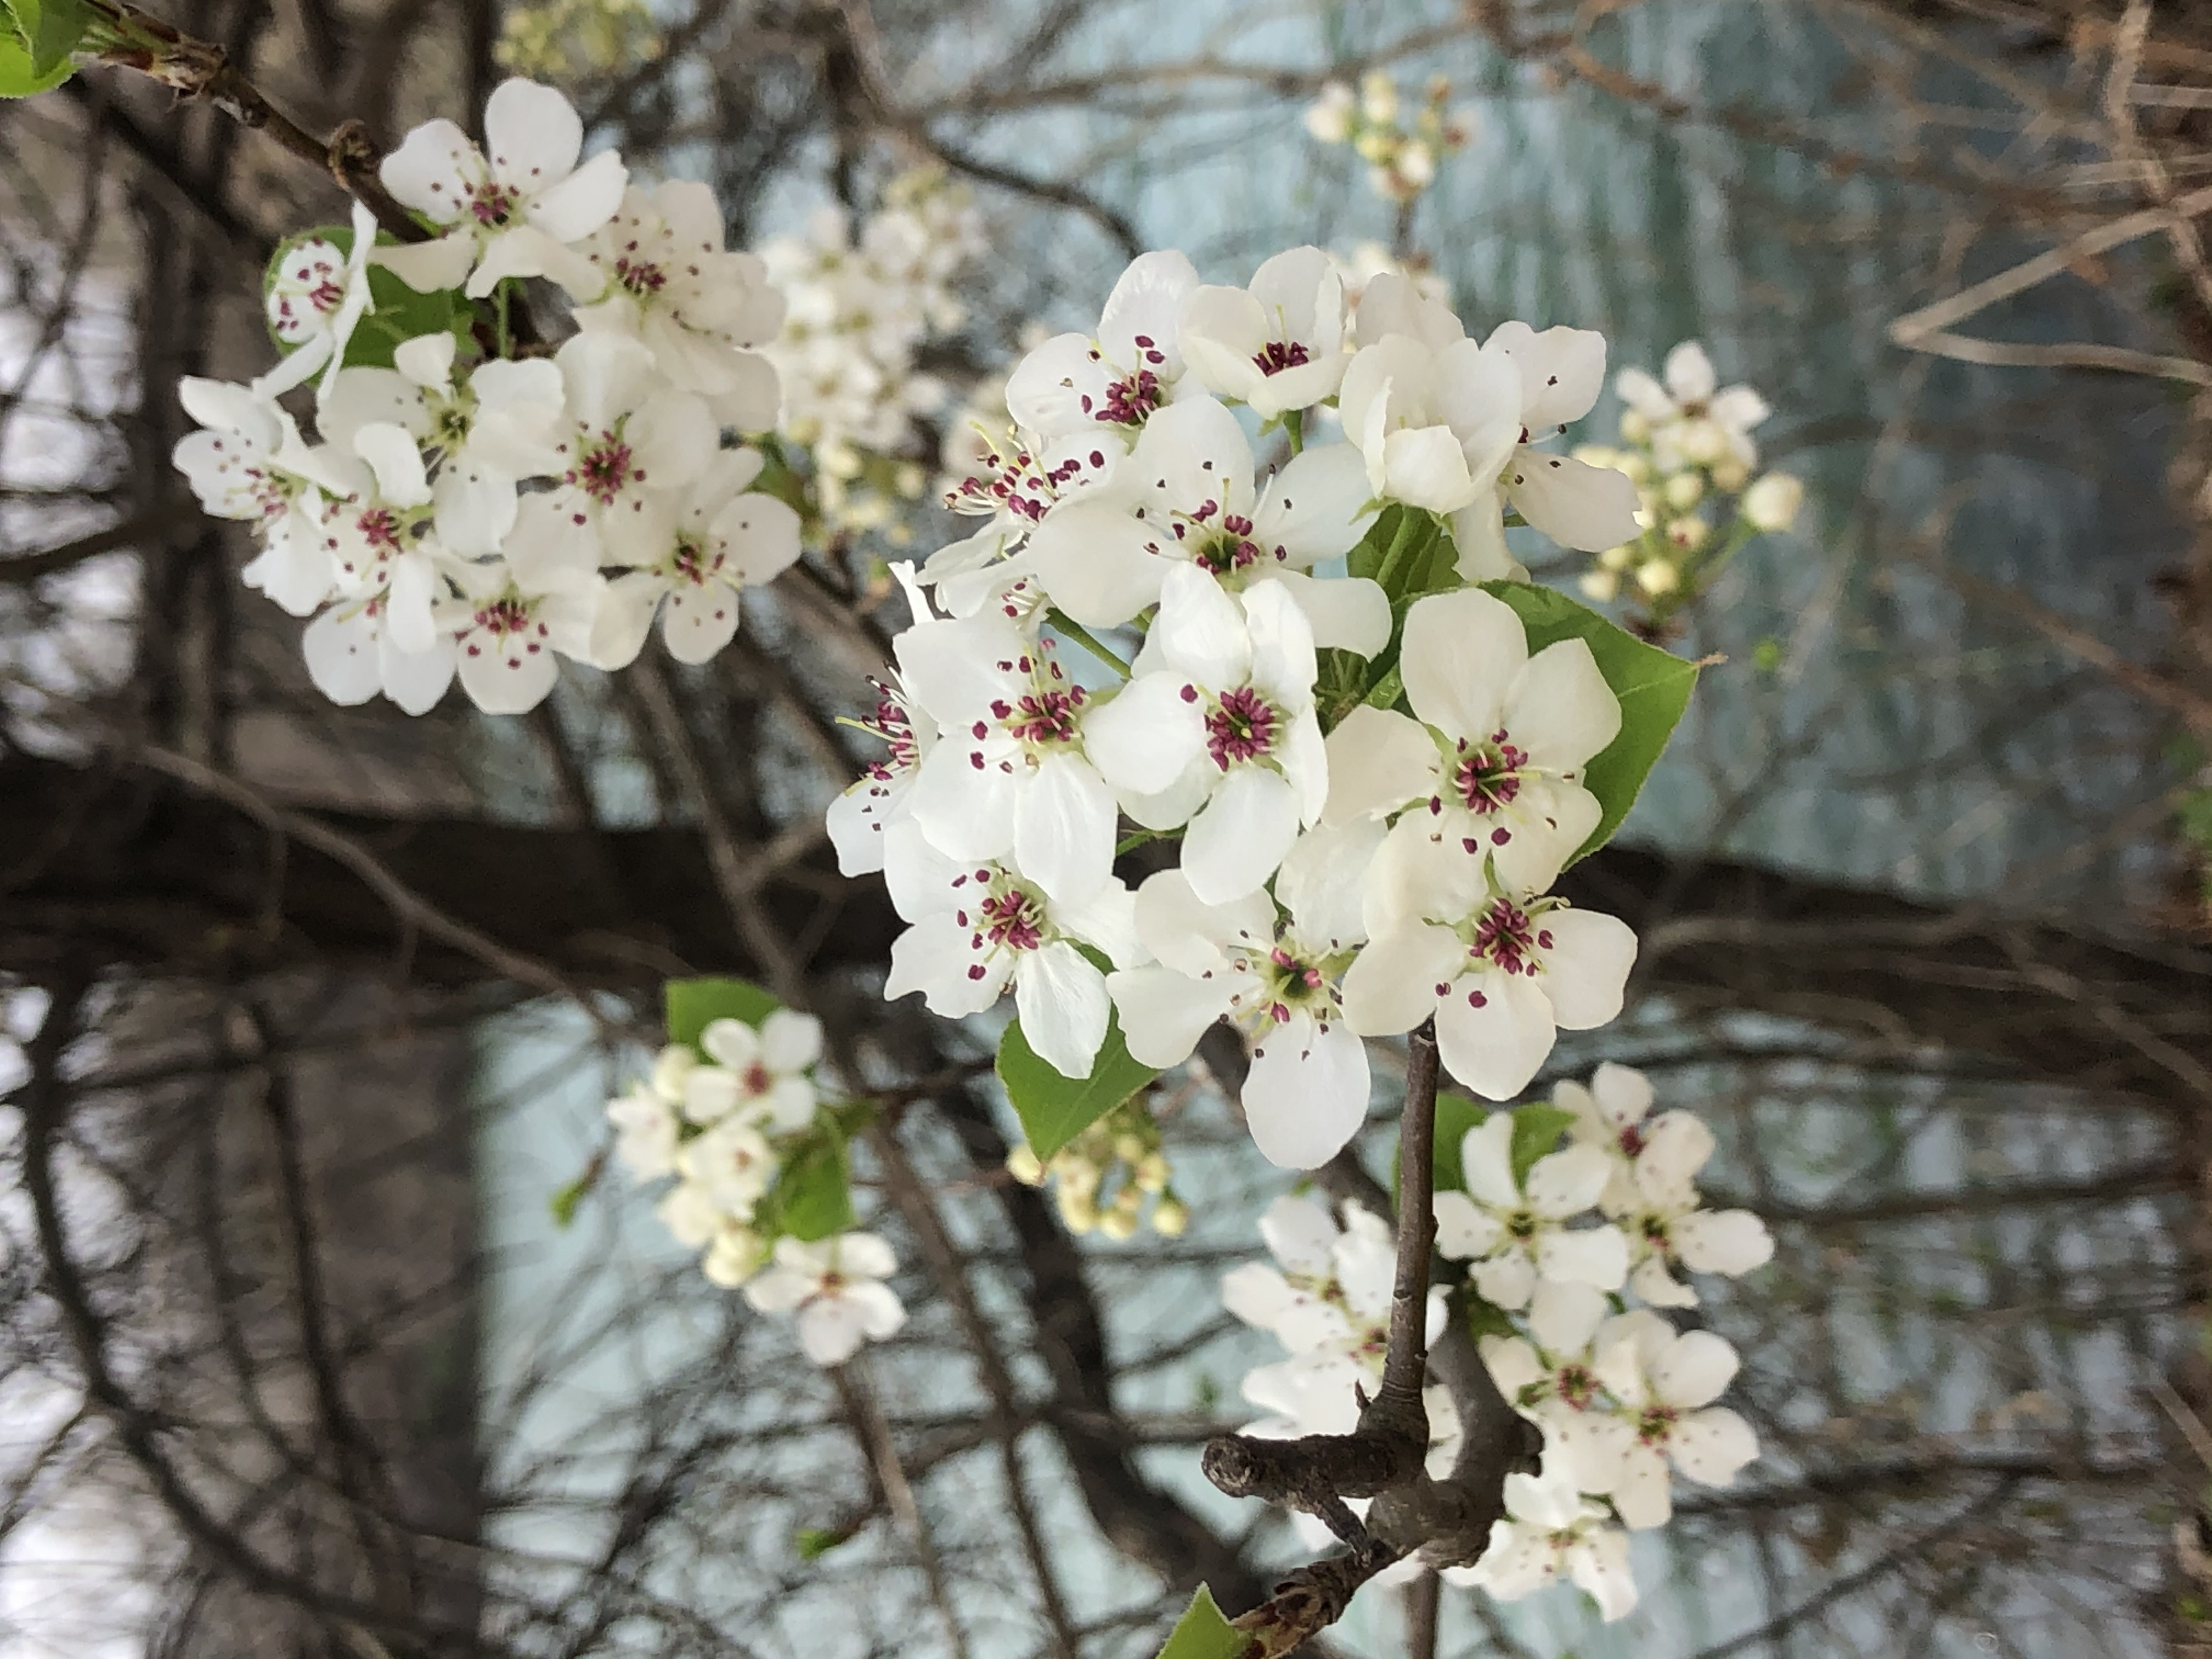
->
[0,499,201,584]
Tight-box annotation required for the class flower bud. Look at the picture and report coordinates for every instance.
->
[1709,457,1750,494]
[1361,70,1398,123]
[1667,514,1711,552]
[1152,1196,1189,1237]
[1397,141,1436,189]
[1113,1131,1148,1165]
[1135,1151,1171,1194]
[1353,130,1394,164]
[1112,1181,1144,1216]
[1636,559,1681,597]
[1580,569,1621,603]
[1618,409,1651,444]
[1743,471,1804,532]
[1058,1187,1098,1233]
[650,1044,699,1105]
[1097,1206,1138,1241]
[1662,471,1705,511]
[1617,452,1652,483]
[1056,1154,1101,1198]
[1303,83,1355,144]
[1597,543,1635,572]
[1005,1144,1046,1186]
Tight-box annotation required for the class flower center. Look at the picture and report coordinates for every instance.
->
[991,684,1085,749]
[668,533,714,586]
[467,181,522,227]
[475,596,533,637]
[743,1062,772,1096]
[1253,340,1312,376]
[1619,1123,1646,1158]
[1256,944,1333,1026]
[616,254,668,296]
[860,680,918,781]
[1453,731,1530,814]
[1555,1363,1598,1410]
[1203,685,1277,768]
[1468,898,1554,978]
[1192,511,1266,574]
[355,506,404,555]
[949,437,1109,525]
[1636,1406,1679,1446]
[571,429,642,505]
[1090,337,1169,425]
[973,884,1046,955]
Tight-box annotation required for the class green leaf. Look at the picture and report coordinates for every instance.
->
[997,1014,1159,1164]
[262,227,476,371]
[664,974,782,1049]
[1153,1586,1248,1659]
[0,27,71,94]
[758,1130,853,1243]
[794,1525,852,1560]
[1462,1289,1516,1343]
[548,1169,595,1228]
[1480,579,1700,861]
[1430,1091,1488,1194]
[8,0,91,76]
[1508,1102,1577,1186]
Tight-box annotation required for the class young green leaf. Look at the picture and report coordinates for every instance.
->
[1480,579,1699,860]
[0,27,72,95]
[794,1525,853,1560]
[1153,1585,1249,1659]
[1431,1091,1488,1193]
[1507,1101,1578,1186]
[758,1130,854,1242]
[664,974,782,1048]
[996,1015,1159,1163]
[9,0,91,77]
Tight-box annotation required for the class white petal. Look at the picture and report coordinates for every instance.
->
[301,607,380,704]
[1615,366,1672,420]
[1638,1110,1717,1192]
[843,1278,909,1341]
[1097,249,1200,376]
[1566,1528,1639,1621]
[1485,321,1607,430]
[1252,441,1374,566]
[1239,575,1317,709]
[1152,561,1252,689]
[1471,1250,1537,1311]
[1609,1444,1672,1531]
[741,1263,816,1316]
[1433,1189,1504,1261]
[1506,639,1621,772]
[1266,569,1390,656]
[1457,1113,1522,1209]
[1107,966,1227,1068]
[371,232,478,293]
[1525,1143,1612,1218]
[1182,765,1300,903]
[1380,424,1478,514]
[379,635,455,715]
[1013,753,1117,904]
[1669,1406,1758,1486]
[353,422,432,507]
[836,1231,899,1280]
[1221,1262,1299,1331]
[1654,1329,1740,1410]
[1014,942,1110,1079]
[484,77,584,187]
[1081,672,1207,795]
[759,1008,823,1073]
[1537,909,1639,1030]
[1534,1224,1628,1291]
[1319,705,1435,823]
[1504,452,1644,553]
[1400,588,1525,742]
[1664,341,1716,404]
[1526,1279,1609,1356]
[1023,502,1167,627]
[528,149,628,245]
[1673,1209,1774,1277]
[1340,924,1458,1036]
[1434,969,1557,1102]
[377,119,476,222]
[1243,1014,1368,1169]
[1446,494,1523,582]
[1273,817,1383,949]
[796,1296,868,1366]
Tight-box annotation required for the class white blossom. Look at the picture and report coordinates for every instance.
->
[1323,586,1620,907]
[532,330,718,567]
[1177,246,1350,418]
[605,1080,680,1180]
[1742,471,1803,532]
[439,494,607,714]
[742,1232,907,1367]
[1083,565,1329,902]
[682,1009,823,1131]
[1005,249,1201,439]
[879,821,1142,1080]
[826,668,933,876]
[1583,1311,1760,1528]
[172,377,351,618]
[1615,341,1771,471]
[1431,1113,1628,1309]
[258,202,381,406]
[676,1114,777,1215]
[376,77,628,300]
[1444,1456,1638,1621]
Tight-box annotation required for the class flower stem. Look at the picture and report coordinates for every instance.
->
[1376,1019,1440,1417]
[1370,508,1430,597]
[1283,408,1305,455]
[1044,608,1128,673]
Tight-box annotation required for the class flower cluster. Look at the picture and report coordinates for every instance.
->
[173,78,802,716]
[605,1009,907,1367]
[759,169,989,543]
[1303,72,1476,202]
[831,246,1647,1171]
[1576,342,1803,621]
[495,0,660,80]
[1429,1065,1774,1618]
[1005,1101,1187,1238]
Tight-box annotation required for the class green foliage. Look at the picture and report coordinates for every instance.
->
[1152,1586,1248,1659]
[757,1128,854,1242]
[0,0,90,91]
[262,226,477,372]
[663,974,782,1050]
[1431,1091,1489,1193]
[996,1015,1159,1163]
[548,1164,598,1228]
[793,1525,851,1560]
[1480,579,1700,860]
[1426,1094,1579,1195]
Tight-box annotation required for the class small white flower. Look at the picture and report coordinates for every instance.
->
[1742,471,1803,532]
[589,448,803,669]
[922,425,1123,616]
[826,667,935,877]
[573,180,786,431]
[655,1179,721,1248]
[439,496,606,714]
[677,1115,777,1215]
[682,1009,823,1131]
[1022,395,1381,647]
[606,1080,679,1180]
[1106,820,1380,1168]
[172,377,352,617]
[879,821,1143,1080]
[1082,565,1329,902]
[1584,1311,1760,1528]
[376,77,628,300]
[537,331,719,567]
[742,1232,907,1366]
[701,1219,766,1288]
[1005,249,1202,439]
[258,202,381,407]
[1324,587,1620,910]
[1615,341,1771,471]
[1446,1455,1638,1621]
[1302,82,1355,144]
[1177,246,1351,419]
[1431,1113,1628,1309]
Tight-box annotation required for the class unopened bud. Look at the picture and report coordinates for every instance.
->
[1709,457,1750,494]
[1152,1197,1189,1237]
[1113,1131,1148,1165]
[1618,409,1651,444]
[1097,1206,1138,1241]
[1353,130,1394,164]
[1662,471,1705,511]
[1743,471,1804,532]
[1304,85,1355,144]
[1598,542,1635,572]
[1360,70,1398,123]
[1112,1181,1144,1216]
[1005,1144,1045,1186]
[1579,568,1621,603]
[1636,559,1681,597]
[1058,1188,1098,1233]
[1667,514,1712,552]
[650,1044,698,1104]
[1396,140,1436,188]
[1571,444,1620,471]
[1679,419,1727,466]
[1617,452,1652,484]
[1135,1151,1170,1194]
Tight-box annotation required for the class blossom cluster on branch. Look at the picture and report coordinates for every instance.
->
[1224,1064,1774,1620]
[831,244,1671,1171]
[1576,342,1804,624]
[1302,71,1476,203]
